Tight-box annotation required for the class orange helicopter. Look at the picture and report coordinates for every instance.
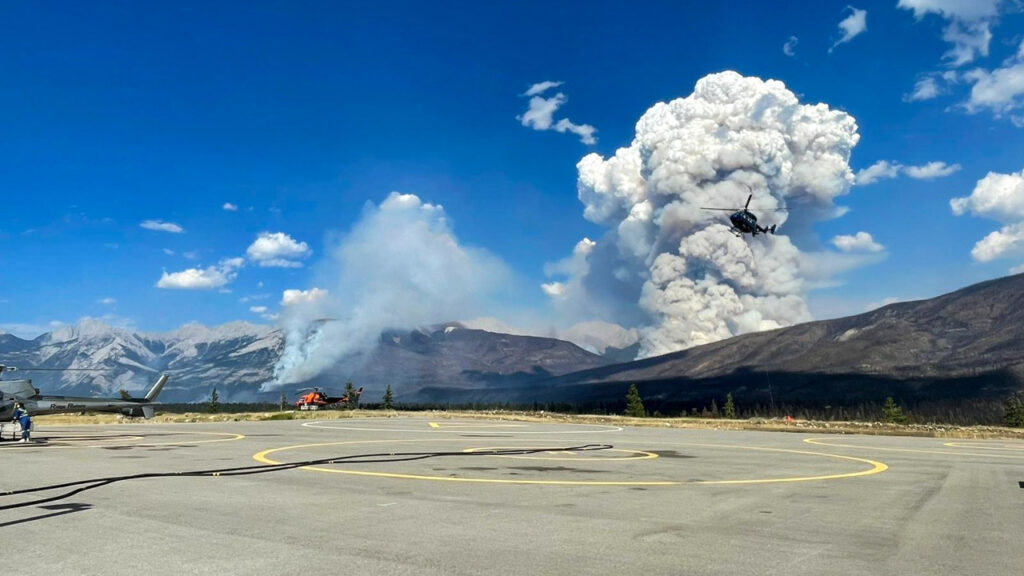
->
[295,386,363,411]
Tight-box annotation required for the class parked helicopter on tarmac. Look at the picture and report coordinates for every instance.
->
[295,385,363,411]
[0,365,168,423]
[702,193,785,237]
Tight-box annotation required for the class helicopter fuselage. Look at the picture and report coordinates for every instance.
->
[0,374,167,421]
[729,209,776,237]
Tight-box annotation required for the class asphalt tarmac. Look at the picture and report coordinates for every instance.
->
[1,417,1022,575]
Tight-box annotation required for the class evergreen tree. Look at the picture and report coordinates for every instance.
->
[723,393,737,419]
[119,389,132,400]
[1003,394,1024,427]
[882,397,908,424]
[343,380,358,409]
[279,391,287,412]
[208,388,220,414]
[383,385,394,410]
[710,398,719,418]
[624,384,646,418]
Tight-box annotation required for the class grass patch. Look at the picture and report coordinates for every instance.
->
[260,412,295,421]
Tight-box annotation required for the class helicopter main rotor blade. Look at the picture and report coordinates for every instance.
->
[3,367,108,371]
[700,207,742,211]
[745,194,753,209]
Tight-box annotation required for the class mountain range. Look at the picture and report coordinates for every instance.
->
[0,319,612,403]
[459,273,1024,415]
[2,274,1023,412]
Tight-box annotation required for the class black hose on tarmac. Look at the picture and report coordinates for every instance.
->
[0,444,613,510]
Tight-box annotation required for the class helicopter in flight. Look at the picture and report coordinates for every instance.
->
[702,193,784,237]
[0,364,168,423]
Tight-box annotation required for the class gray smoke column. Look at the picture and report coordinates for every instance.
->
[267,193,511,387]
[566,71,860,357]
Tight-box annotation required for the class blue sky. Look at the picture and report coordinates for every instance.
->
[2,1,1023,351]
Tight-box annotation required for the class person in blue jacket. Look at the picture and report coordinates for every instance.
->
[12,403,31,443]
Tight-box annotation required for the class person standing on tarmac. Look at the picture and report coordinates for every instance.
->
[12,403,31,443]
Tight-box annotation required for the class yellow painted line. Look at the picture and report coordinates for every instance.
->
[428,422,440,428]
[943,441,1024,451]
[804,437,1024,460]
[119,431,246,447]
[462,446,658,462]
[253,438,887,486]
[691,450,887,485]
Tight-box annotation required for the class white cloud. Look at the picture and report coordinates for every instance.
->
[831,231,884,253]
[830,7,868,53]
[140,220,184,234]
[246,232,312,268]
[554,118,598,145]
[281,287,328,306]
[222,202,238,211]
[904,161,962,179]
[963,40,1024,119]
[1010,263,1024,274]
[519,91,564,130]
[97,297,117,306]
[856,159,961,185]
[523,80,563,97]
[970,222,1024,261]
[950,169,1024,220]
[898,0,1001,67]
[249,306,268,314]
[952,168,1024,262]
[517,83,598,145]
[905,76,941,101]
[239,294,269,304]
[855,160,902,185]
[156,257,244,290]
[162,248,174,256]
[783,36,799,57]
[541,282,566,297]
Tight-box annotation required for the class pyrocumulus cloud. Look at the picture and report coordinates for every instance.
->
[546,70,869,357]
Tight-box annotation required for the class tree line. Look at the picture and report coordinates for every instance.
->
[155,384,1024,427]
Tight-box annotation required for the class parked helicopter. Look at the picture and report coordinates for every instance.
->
[295,386,363,411]
[702,193,784,237]
[0,365,168,423]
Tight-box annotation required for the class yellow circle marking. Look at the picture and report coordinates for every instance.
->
[253,438,887,486]
[428,422,527,429]
[461,446,658,461]
[943,441,1024,451]
[804,437,1024,460]
[119,430,246,447]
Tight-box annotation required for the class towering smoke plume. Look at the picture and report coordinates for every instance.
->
[267,193,510,387]
[552,71,861,357]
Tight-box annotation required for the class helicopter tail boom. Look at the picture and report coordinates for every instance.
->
[144,374,169,401]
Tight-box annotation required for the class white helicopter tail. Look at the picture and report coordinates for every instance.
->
[144,374,169,402]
